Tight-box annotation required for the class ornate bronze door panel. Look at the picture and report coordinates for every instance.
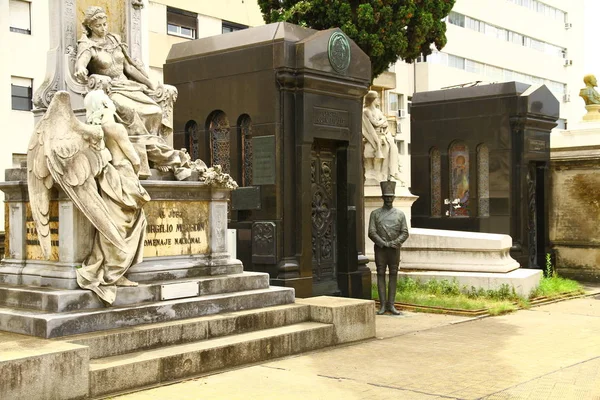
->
[311,141,338,294]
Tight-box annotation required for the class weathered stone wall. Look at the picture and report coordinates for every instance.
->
[550,146,600,282]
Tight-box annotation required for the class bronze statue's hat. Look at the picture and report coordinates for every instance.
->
[380,180,396,196]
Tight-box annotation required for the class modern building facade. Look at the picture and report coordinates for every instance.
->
[382,0,585,189]
[145,1,264,83]
[0,0,51,233]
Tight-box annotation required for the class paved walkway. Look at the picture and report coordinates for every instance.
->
[115,294,600,400]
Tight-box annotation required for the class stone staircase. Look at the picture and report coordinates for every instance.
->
[72,304,334,397]
[0,272,375,399]
[0,272,292,338]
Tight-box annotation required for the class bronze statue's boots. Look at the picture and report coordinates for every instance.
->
[387,274,402,315]
[377,274,387,315]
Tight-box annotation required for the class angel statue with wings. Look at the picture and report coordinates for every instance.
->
[28,90,150,304]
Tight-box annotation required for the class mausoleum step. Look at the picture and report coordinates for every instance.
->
[0,271,270,312]
[64,303,311,359]
[89,321,335,398]
[0,286,295,338]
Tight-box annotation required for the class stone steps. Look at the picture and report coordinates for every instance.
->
[0,286,295,338]
[65,303,311,359]
[0,296,375,400]
[88,321,334,398]
[0,272,270,312]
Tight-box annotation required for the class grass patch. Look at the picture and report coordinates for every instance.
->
[530,275,585,299]
[373,275,585,316]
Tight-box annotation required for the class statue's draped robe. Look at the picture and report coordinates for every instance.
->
[361,107,399,181]
[76,159,150,304]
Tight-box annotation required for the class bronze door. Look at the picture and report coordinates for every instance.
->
[311,141,338,294]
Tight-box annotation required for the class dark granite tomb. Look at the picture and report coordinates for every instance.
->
[164,23,372,298]
[410,83,559,268]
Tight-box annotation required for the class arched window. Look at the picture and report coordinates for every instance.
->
[184,120,199,161]
[430,147,441,217]
[477,144,490,217]
[449,142,469,217]
[238,115,253,186]
[207,111,230,174]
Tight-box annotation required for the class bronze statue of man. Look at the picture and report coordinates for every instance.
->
[368,180,409,315]
[579,74,600,105]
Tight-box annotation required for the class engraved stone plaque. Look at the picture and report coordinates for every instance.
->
[252,136,276,185]
[143,201,209,258]
[231,186,261,210]
[313,107,349,128]
[161,281,199,300]
[252,222,276,264]
[528,138,546,152]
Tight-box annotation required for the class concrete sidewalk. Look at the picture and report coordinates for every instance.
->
[114,293,600,400]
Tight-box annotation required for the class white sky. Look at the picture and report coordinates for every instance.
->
[584,0,600,75]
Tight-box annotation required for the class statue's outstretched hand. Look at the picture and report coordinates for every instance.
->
[74,67,89,81]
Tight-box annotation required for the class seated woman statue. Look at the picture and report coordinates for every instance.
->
[74,6,182,173]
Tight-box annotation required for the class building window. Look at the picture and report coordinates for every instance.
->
[11,77,32,111]
[9,0,31,34]
[465,60,484,74]
[448,54,465,70]
[507,0,566,22]
[167,7,197,39]
[465,17,484,33]
[388,92,405,117]
[448,11,465,27]
[222,21,248,34]
[427,50,567,101]
[398,140,405,155]
[450,11,565,57]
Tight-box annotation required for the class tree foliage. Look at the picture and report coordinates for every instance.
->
[258,0,455,81]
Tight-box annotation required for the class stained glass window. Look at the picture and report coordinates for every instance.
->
[449,142,469,217]
[430,147,441,217]
[477,144,490,217]
[209,111,230,174]
[239,115,253,186]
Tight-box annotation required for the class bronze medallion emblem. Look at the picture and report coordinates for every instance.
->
[328,31,351,74]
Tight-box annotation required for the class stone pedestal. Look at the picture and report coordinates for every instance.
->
[400,228,520,273]
[383,228,541,296]
[0,170,240,289]
[583,104,600,121]
[364,184,417,269]
[0,169,302,339]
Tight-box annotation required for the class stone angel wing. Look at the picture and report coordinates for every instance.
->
[27,91,128,259]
